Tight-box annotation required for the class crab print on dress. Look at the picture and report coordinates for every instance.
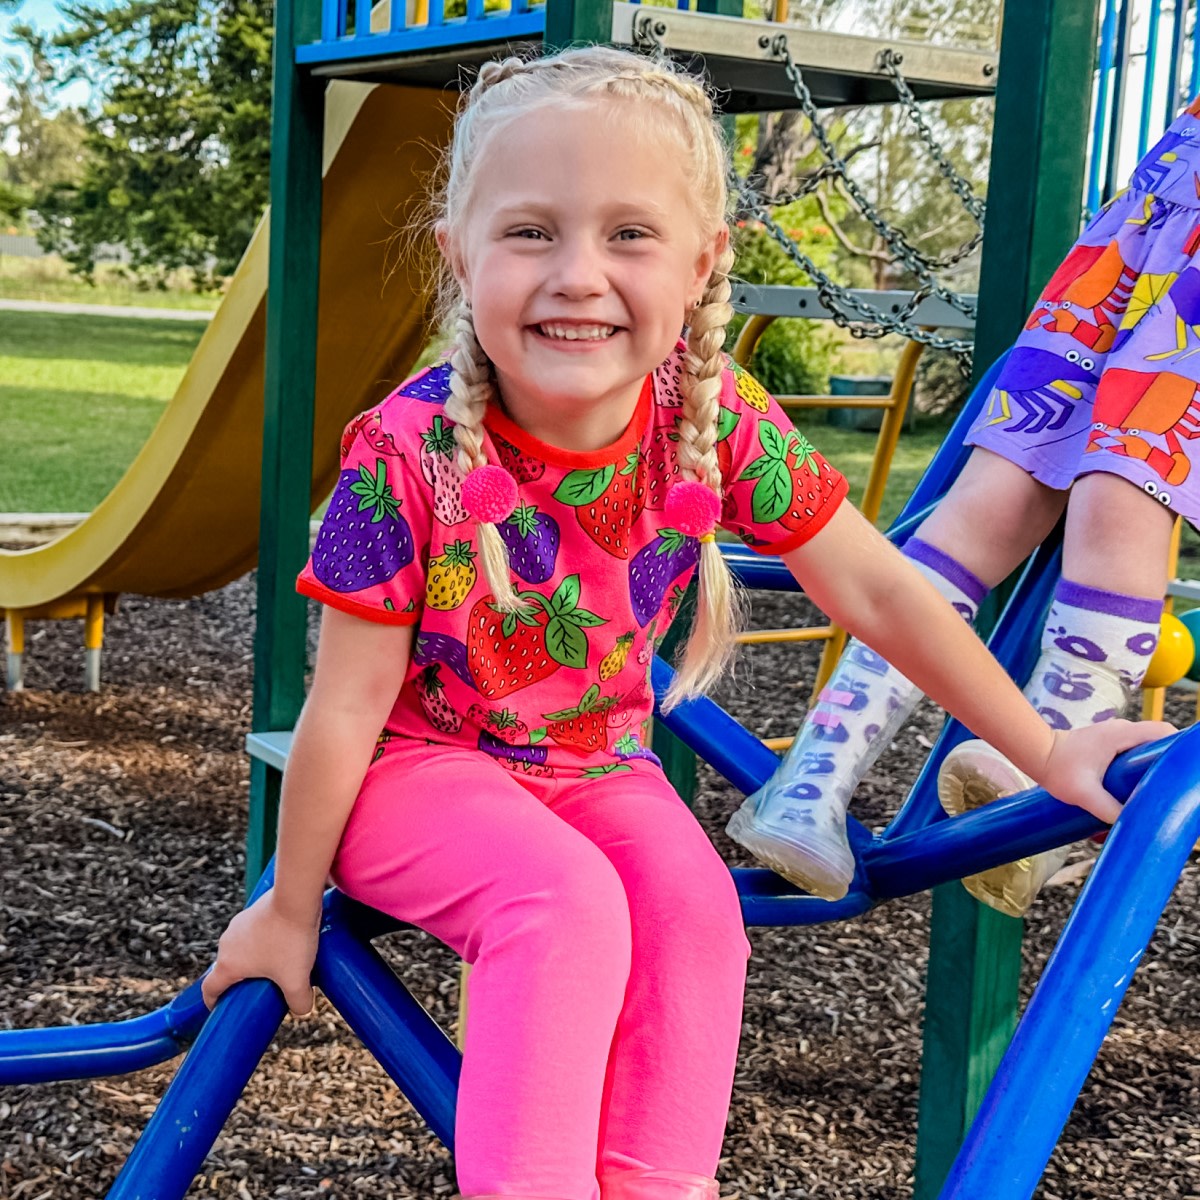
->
[966,98,1200,526]
[297,341,847,776]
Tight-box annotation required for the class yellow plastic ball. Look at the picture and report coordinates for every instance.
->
[1143,612,1195,690]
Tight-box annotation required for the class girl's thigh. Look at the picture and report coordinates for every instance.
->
[331,739,629,959]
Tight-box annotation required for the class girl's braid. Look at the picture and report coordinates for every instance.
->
[443,302,522,610]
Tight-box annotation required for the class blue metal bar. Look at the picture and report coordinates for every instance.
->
[105,978,287,1200]
[354,0,370,35]
[466,0,484,22]
[0,981,208,1085]
[429,0,444,27]
[316,892,461,1148]
[390,0,408,37]
[1139,0,1164,158]
[938,728,1200,1200]
[1089,0,1120,214]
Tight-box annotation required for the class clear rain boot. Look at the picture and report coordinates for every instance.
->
[599,1168,719,1200]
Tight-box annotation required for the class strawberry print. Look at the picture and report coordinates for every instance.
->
[495,434,545,483]
[653,354,685,407]
[614,731,662,767]
[426,539,477,610]
[738,420,837,532]
[599,632,635,681]
[554,450,645,559]
[732,362,771,412]
[399,361,451,401]
[467,704,528,744]
[643,425,681,512]
[420,414,468,525]
[414,631,476,690]
[466,574,605,699]
[479,729,552,776]
[628,528,700,627]
[543,685,619,756]
[340,409,400,461]
[415,664,462,733]
[312,459,414,593]
[371,729,396,763]
[498,504,560,584]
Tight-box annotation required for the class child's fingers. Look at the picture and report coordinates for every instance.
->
[285,981,317,1017]
[201,961,240,1010]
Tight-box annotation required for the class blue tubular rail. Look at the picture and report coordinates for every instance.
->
[940,726,1200,1199]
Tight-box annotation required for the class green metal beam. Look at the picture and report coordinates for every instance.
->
[247,0,327,893]
[913,1,1100,1194]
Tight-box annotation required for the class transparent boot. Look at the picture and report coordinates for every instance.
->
[599,1168,719,1200]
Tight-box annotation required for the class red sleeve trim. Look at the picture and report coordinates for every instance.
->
[750,474,850,557]
[295,575,422,625]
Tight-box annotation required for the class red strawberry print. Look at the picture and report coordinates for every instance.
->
[494,434,545,483]
[653,354,685,408]
[467,704,529,744]
[543,685,619,756]
[554,450,645,559]
[312,459,414,593]
[466,574,605,699]
[737,419,834,532]
[340,409,399,461]
[644,425,681,512]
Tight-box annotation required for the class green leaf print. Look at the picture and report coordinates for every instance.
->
[789,431,823,477]
[545,617,589,669]
[553,465,616,506]
[582,763,633,777]
[716,405,740,441]
[750,461,794,524]
[757,421,785,459]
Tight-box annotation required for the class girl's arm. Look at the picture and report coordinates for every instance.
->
[201,608,413,1012]
[782,503,1172,822]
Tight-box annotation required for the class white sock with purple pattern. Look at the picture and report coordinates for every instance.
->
[1025,579,1163,728]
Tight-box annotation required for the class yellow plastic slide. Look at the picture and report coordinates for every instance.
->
[1,82,453,618]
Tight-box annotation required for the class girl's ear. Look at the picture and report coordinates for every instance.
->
[436,222,470,295]
[692,225,729,299]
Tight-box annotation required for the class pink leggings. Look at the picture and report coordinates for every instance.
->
[331,739,750,1200]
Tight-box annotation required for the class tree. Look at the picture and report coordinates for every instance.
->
[28,0,272,288]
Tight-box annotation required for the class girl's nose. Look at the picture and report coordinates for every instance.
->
[550,238,608,298]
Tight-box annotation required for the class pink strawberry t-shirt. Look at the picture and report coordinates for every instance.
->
[297,343,848,778]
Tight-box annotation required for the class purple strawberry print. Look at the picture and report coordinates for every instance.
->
[479,730,552,776]
[400,362,451,402]
[498,503,561,584]
[628,527,700,626]
[312,458,414,593]
[414,631,477,690]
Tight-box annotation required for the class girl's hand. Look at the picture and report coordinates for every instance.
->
[201,888,320,1016]
[1037,719,1176,824]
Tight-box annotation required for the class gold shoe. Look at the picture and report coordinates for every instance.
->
[938,739,1070,919]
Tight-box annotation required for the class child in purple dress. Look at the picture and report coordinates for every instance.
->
[729,99,1200,916]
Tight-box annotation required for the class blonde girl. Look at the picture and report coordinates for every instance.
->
[203,46,1167,1200]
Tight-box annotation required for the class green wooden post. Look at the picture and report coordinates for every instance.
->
[246,0,327,892]
[544,0,612,50]
[912,1,1100,1194]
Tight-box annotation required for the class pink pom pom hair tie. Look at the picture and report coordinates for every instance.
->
[461,464,518,523]
[664,480,721,540]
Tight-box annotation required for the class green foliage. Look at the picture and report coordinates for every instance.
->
[729,211,838,398]
[25,0,273,289]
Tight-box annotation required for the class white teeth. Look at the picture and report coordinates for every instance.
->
[539,322,614,341]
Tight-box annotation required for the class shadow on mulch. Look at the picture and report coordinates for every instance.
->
[3,578,1199,1198]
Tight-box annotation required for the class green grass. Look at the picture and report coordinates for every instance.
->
[0,310,208,512]
[0,255,222,312]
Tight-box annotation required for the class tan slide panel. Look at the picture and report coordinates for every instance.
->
[0,82,453,609]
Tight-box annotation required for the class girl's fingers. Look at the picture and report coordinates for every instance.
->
[286,984,317,1017]
[201,962,240,1010]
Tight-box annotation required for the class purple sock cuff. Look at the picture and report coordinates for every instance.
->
[904,537,989,605]
[1056,578,1164,622]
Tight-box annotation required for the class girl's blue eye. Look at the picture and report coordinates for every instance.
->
[616,229,646,241]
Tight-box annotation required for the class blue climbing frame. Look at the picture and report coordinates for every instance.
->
[2,363,1197,1199]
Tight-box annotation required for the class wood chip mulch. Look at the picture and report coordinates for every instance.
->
[3,578,1200,1198]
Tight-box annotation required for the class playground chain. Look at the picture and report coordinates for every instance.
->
[3,578,1200,1195]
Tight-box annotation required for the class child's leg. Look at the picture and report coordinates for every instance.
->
[727,449,1066,900]
[332,743,636,1200]
[544,764,749,1183]
[941,472,1174,916]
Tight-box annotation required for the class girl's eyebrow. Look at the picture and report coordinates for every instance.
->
[489,199,671,221]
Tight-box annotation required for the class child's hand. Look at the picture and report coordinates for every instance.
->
[201,888,320,1016]
[1038,720,1176,824]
